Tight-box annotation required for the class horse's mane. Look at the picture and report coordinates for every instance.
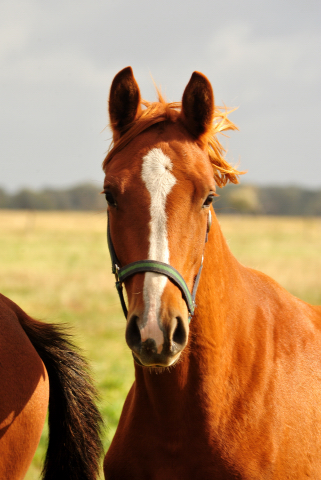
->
[103,91,244,187]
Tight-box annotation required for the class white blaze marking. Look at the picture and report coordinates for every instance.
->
[140,148,176,352]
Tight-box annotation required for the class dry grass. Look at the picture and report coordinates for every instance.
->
[0,210,320,479]
[219,215,321,305]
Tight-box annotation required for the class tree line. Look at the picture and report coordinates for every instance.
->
[0,183,321,215]
[0,184,106,211]
[216,184,321,216]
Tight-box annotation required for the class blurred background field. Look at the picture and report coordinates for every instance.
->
[0,210,320,479]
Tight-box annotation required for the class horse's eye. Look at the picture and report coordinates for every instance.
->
[203,193,215,208]
[105,191,117,207]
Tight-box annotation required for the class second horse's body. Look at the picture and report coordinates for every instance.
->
[0,293,102,480]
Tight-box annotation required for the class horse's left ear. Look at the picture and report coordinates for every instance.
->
[180,72,214,139]
[108,66,142,140]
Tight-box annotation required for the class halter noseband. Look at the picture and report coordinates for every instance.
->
[107,211,211,323]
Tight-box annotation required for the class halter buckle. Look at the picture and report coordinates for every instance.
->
[114,264,120,282]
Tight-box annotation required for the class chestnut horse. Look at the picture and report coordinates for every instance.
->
[103,67,321,479]
[0,293,103,480]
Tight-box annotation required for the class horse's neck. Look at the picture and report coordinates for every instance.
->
[191,212,247,374]
[134,213,252,423]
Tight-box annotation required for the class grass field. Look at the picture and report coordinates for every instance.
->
[0,210,320,479]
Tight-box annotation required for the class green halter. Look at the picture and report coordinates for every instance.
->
[107,211,211,322]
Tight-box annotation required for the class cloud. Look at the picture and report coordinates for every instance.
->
[207,21,321,101]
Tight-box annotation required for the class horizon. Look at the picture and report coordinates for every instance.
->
[2,180,321,194]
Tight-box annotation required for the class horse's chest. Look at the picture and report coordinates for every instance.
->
[104,452,240,480]
[104,425,240,480]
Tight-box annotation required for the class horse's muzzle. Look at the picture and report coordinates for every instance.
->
[126,313,188,367]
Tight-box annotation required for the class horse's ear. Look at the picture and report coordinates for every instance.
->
[108,66,142,139]
[180,72,214,138]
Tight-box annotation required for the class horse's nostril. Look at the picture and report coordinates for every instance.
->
[125,315,141,349]
[172,316,187,347]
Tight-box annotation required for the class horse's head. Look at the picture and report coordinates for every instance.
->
[103,67,240,368]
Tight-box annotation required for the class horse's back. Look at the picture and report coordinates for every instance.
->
[0,294,49,480]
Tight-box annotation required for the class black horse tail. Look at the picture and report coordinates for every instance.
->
[20,312,103,480]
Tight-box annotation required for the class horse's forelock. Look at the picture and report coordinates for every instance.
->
[103,93,244,186]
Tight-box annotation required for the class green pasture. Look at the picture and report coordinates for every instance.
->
[0,210,320,479]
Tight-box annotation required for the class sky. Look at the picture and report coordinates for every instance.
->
[1,0,320,192]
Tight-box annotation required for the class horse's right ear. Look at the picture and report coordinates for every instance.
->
[108,67,142,140]
[180,71,214,139]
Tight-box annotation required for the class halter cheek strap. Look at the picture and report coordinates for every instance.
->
[107,210,211,322]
